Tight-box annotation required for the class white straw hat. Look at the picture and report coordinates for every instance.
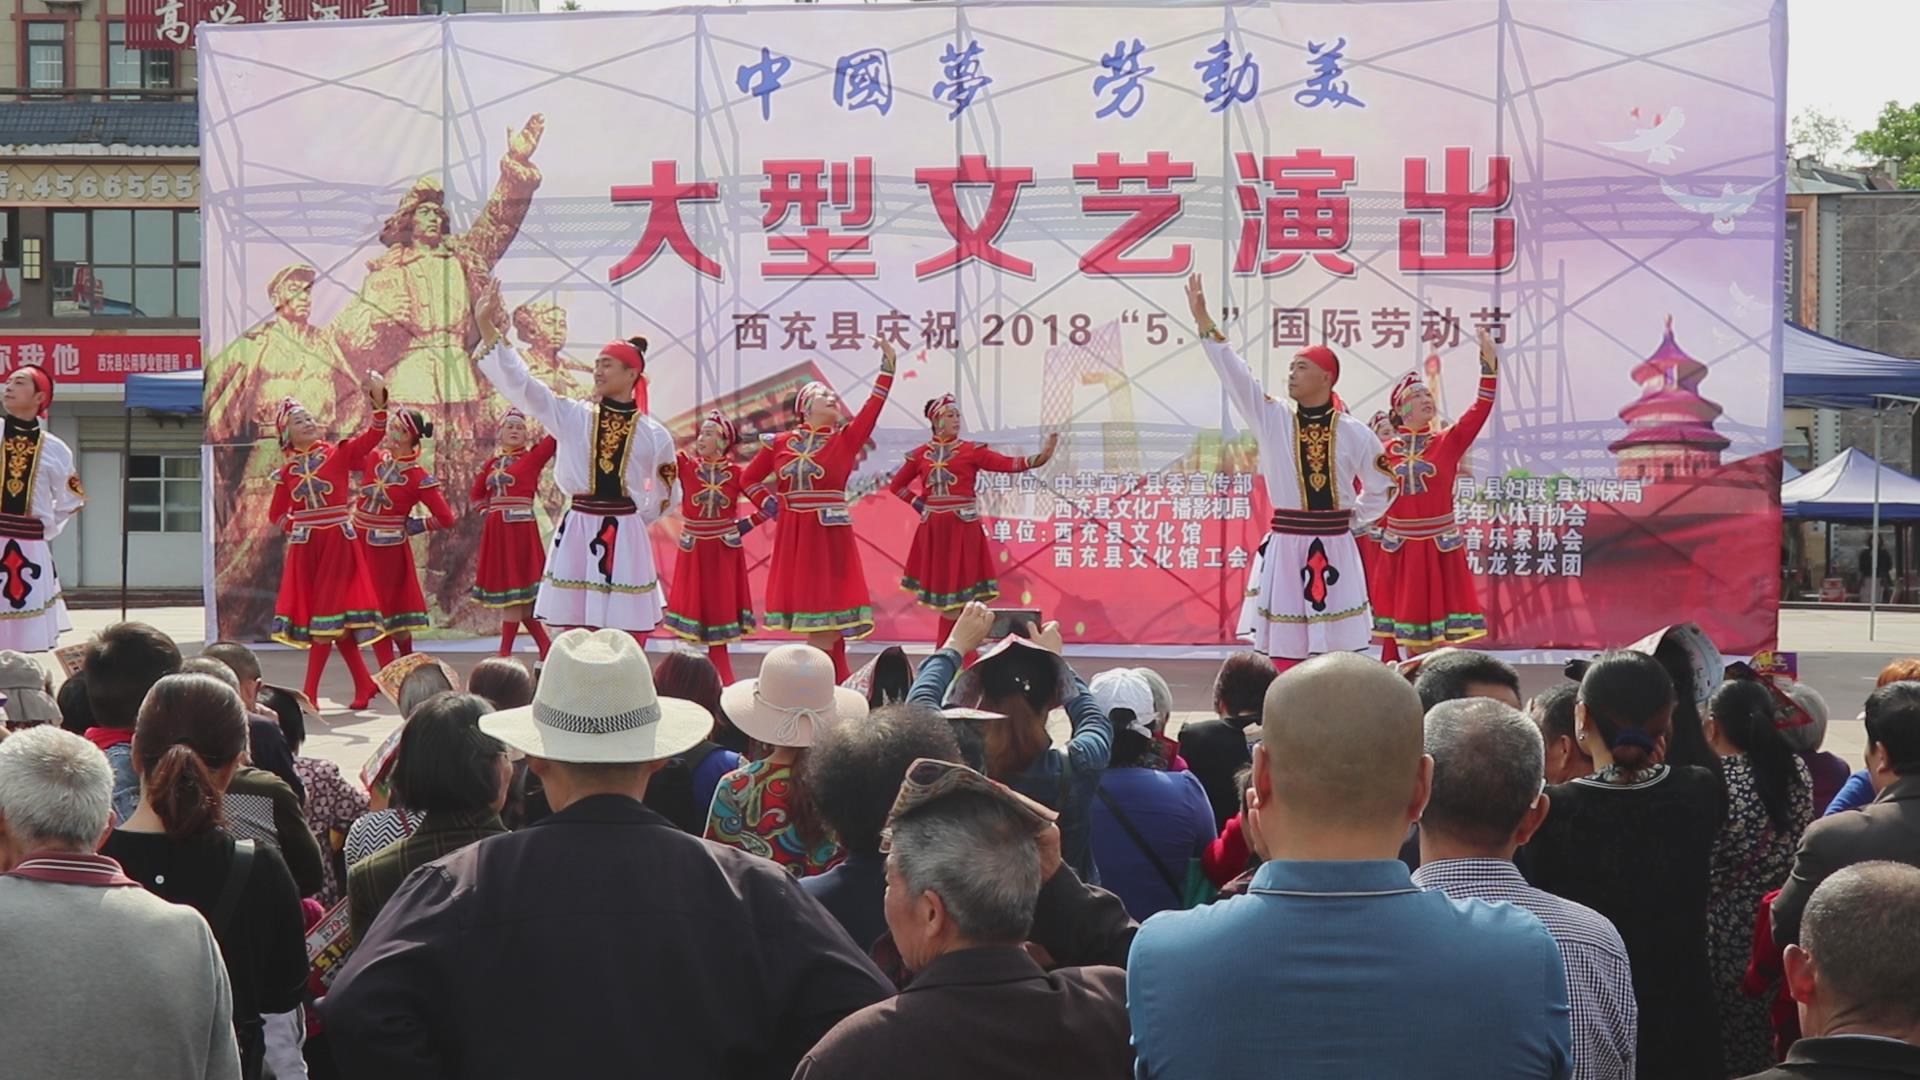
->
[720,643,868,748]
[479,628,712,764]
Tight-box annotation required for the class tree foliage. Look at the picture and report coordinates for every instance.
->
[1853,100,1920,189]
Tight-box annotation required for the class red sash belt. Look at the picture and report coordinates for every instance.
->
[683,517,739,539]
[1270,508,1353,536]
[924,495,977,515]
[1382,512,1457,540]
[0,512,45,540]
[484,496,535,518]
[288,506,351,530]
[783,489,849,514]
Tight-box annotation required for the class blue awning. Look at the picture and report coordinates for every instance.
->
[1782,447,1920,522]
[1783,323,1920,409]
[125,370,203,414]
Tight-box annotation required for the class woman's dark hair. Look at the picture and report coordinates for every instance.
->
[1110,723,1166,769]
[1710,678,1805,833]
[399,408,434,440]
[131,673,249,841]
[467,657,535,711]
[258,684,307,753]
[391,693,506,815]
[786,749,830,851]
[1213,651,1278,717]
[398,664,456,719]
[1653,642,1722,775]
[810,702,962,857]
[654,649,742,753]
[974,648,1060,778]
[867,646,914,708]
[57,676,93,735]
[948,714,989,772]
[1577,650,1675,772]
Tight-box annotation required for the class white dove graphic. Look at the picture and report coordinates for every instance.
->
[1729,282,1765,318]
[1661,179,1769,235]
[1600,106,1687,165]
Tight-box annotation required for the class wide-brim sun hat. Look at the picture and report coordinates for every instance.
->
[721,643,869,748]
[0,650,58,726]
[945,635,1076,711]
[480,628,712,764]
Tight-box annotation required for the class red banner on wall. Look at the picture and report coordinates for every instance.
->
[0,335,201,385]
[126,0,418,50]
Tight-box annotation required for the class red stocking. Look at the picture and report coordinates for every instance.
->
[371,637,396,670]
[707,644,736,685]
[337,640,379,710]
[829,637,850,684]
[1272,656,1304,675]
[303,642,333,707]
[937,615,958,651]
[498,620,520,657]
[524,620,552,661]
[394,633,414,657]
[1379,638,1401,664]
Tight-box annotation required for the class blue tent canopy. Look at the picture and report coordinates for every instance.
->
[1781,448,1920,522]
[1783,323,1920,409]
[125,370,203,414]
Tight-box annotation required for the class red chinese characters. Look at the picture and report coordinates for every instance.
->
[608,161,722,281]
[1072,152,1195,276]
[761,157,878,278]
[1234,149,1358,277]
[914,155,1035,279]
[1399,147,1515,273]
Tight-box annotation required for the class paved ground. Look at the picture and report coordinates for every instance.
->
[49,606,1909,780]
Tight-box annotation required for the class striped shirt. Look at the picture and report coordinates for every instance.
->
[1413,858,1637,1080]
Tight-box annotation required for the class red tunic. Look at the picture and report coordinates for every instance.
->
[353,447,456,633]
[888,438,1037,611]
[663,450,764,645]
[741,372,893,637]
[470,435,557,609]
[1372,370,1497,651]
[268,414,389,647]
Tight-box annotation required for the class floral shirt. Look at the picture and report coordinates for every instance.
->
[702,758,843,877]
[296,756,370,908]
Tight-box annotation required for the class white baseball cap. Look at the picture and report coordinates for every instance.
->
[1090,668,1156,735]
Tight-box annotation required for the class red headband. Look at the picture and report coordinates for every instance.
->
[19,364,52,416]
[924,394,958,428]
[601,340,645,375]
[702,410,737,446]
[500,406,528,427]
[394,409,428,442]
[1296,345,1341,386]
[1389,372,1427,414]
[274,397,307,444]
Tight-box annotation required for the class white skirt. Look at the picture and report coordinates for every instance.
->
[536,508,666,633]
[0,537,71,653]
[1237,529,1373,660]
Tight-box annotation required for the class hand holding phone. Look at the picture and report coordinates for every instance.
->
[987,608,1041,642]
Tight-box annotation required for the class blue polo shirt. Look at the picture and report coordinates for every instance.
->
[1128,859,1573,1080]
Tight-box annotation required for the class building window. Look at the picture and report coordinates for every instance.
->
[126,454,201,533]
[108,23,174,97]
[0,210,19,320]
[27,23,67,93]
[51,208,200,319]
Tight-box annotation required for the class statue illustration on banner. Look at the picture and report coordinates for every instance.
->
[206,114,546,640]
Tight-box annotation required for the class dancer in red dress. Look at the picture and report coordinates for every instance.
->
[663,411,767,684]
[889,394,1058,644]
[741,336,897,682]
[355,406,456,669]
[1371,329,1500,659]
[269,384,389,710]
[470,406,558,660]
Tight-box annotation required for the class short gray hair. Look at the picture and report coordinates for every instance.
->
[1803,861,1920,1028]
[1778,683,1830,754]
[889,792,1040,944]
[0,725,113,850]
[1422,698,1545,847]
[1133,667,1174,725]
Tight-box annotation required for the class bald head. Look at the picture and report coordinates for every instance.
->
[1263,653,1427,828]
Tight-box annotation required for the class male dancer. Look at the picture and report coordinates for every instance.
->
[474,288,678,636]
[1187,274,1391,668]
[0,365,83,651]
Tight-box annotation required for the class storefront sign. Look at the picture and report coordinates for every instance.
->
[0,335,201,385]
[0,164,198,208]
[127,0,419,49]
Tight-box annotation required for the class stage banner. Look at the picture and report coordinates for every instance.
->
[199,0,1786,651]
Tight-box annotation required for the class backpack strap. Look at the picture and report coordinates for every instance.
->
[211,839,257,938]
[1095,784,1183,900]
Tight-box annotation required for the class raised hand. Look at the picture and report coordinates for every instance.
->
[1033,432,1061,467]
[1185,272,1214,332]
[1478,327,1500,376]
[364,370,390,411]
[1031,619,1065,655]
[508,114,545,163]
[945,600,995,655]
[873,334,898,375]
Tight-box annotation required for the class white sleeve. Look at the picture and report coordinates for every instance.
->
[1200,337,1292,443]
[479,341,578,433]
[1344,419,1392,529]
[634,417,678,524]
[38,437,84,539]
